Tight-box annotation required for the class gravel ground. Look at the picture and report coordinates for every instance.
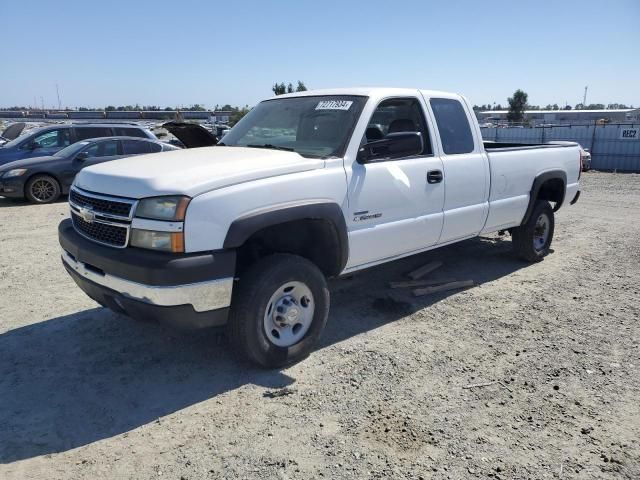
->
[1,172,638,480]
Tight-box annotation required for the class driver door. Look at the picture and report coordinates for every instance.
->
[345,97,445,269]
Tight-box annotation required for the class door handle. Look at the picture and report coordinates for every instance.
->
[427,170,443,184]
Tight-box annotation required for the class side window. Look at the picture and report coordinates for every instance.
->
[429,98,475,155]
[122,139,153,155]
[30,129,71,148]
[148,142,162,153]
[83,140,119,158]
[114,127,147,138]
[75,127,113,141]
[364,97,432,155]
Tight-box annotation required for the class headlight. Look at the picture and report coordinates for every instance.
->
[135,196,190,221]
[2,169,27,178]
[130,229,185,253]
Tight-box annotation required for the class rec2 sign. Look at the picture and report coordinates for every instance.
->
[619,127,639,140]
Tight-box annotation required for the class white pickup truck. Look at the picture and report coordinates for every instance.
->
[59,88,581,367]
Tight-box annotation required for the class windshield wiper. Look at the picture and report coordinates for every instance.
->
[246,143,295,152]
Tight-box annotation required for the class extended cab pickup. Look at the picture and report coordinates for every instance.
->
[58,88,581,367]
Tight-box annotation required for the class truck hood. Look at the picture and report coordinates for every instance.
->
[74,146,324,198]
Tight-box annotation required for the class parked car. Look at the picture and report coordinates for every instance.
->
[0,137,179,203]
[549,141,591,171]
[579,146,592,171]
[0,123,156,166]
[59,88,581,367]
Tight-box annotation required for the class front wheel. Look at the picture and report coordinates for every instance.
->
[512,200,555,262]
[25,174,61,204]
[227,254,330,368]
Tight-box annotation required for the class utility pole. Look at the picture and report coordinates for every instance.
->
[56,83,62,110]
[583,86,588,107]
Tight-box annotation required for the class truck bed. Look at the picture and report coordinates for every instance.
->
[483,141,578,151]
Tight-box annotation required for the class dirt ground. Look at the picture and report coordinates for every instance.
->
[0,172,638,480]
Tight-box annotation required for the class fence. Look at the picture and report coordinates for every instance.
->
[480,124,640,171]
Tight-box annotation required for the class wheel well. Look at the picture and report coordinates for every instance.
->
[235,218,343,277]
[537,178,565,206]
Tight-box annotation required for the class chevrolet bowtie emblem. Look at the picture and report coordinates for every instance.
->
[78,206,95,223]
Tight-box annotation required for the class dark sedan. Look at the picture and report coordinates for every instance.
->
[0,137,179,204]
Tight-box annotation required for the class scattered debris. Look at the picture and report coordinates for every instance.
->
[462,381,496,389]
[412,280,475,297]
[406,261,443,280]
[263,387,296,398]
[388,278,456,289]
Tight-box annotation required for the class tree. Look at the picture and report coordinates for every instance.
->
[273,81,308,95]
[230,105,251,126]
[507,89,528,123]
[272,83,287,95]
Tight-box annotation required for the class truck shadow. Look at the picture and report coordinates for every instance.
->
[0,235,527,463]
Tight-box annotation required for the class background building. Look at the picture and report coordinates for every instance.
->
[478,108,640,125]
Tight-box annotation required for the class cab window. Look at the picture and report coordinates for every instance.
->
[364,97,432,155]
[29,129,72,148]
[74,127,112,141]
[429,98,475,155]
[83,139,119,158]
[122,139,154,155]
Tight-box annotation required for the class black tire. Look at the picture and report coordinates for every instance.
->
[25,174,61,204]
[512,200,555,262]
[227,253,329,368]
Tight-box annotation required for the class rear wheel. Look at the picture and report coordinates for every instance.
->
[512,200,554,262]
[227,254,330,368]
[25,174,61,204]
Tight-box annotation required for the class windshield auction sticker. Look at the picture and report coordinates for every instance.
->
[315,100,353,111]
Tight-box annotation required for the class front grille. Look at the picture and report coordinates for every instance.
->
[70,189,133,218]
[72,212,128,247]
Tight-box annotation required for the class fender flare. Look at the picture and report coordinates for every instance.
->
[521,170,567,225]
[223,202,349,273]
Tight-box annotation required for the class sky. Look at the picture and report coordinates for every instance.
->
[2,0,639,110]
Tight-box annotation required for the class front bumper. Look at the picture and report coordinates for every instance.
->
[0,177,25,198]
[59,219,235,329]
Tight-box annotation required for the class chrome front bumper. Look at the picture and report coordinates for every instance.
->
[62,250,233,312]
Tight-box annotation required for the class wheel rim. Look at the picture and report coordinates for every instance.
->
[533,213,550,252]
[31,179,56,202]
[263,281,314,348]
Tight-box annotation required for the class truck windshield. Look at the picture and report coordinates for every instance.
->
[220,95,367,158]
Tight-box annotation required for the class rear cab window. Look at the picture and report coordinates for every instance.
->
[114,127,147,138]
[429,98,475,155]
[74,127,113,141]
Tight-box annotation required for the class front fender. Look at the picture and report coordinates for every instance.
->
[223,202,349,272]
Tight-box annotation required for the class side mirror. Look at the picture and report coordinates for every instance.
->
[76,151,89,161]
[357,132,423,163]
